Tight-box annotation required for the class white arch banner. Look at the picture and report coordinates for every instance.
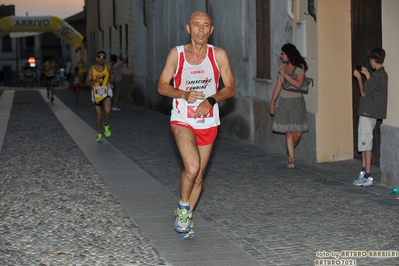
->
[0,16,83,47]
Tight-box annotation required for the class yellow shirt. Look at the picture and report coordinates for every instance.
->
[91,64,112,104]
[44,61,56,77]
[91,64,110,87]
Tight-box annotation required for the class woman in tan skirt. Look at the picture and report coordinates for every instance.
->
[269,43,309,169]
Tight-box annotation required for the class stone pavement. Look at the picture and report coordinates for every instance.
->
[1,86,398,266]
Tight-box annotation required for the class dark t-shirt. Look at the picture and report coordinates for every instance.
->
[358,67,388,119]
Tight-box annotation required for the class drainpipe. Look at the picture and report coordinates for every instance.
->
[287,0,294,20]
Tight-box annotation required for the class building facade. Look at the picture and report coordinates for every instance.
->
[84,0,133,101]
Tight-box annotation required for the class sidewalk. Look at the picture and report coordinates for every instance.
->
[0,87,398,266]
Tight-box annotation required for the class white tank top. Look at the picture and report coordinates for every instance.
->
[171,44,220,129]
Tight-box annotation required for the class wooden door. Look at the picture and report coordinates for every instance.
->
[351,0,382,165]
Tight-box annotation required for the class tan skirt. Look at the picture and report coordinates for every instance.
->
[272,96,309,133]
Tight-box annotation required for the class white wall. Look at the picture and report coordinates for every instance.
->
[379,0,399,187]
[382,0,399,127]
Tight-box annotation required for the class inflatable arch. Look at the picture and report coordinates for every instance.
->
[0,16,84,47]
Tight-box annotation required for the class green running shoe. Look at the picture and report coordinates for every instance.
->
[96,133,102,142]
[104,124,111,137]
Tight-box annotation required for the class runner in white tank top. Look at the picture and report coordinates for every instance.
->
[158,11,236,240]
[171,44,220,129]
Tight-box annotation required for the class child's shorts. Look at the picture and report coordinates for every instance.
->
[358,116,377,152]
[72,84,80,93]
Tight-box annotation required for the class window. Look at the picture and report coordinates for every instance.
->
[23,36,35,58]
[119,25,122,56]
[125,24,128,65]
[2,35,12,52]
[143,0,147,27]
[26,36,34,48]
[89,31,96,61]
[296,20,307,57]
[109,27,112,55]
[101,30,104,51]
[256,0,271,79]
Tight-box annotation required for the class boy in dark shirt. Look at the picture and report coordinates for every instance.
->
[353,47,388,186]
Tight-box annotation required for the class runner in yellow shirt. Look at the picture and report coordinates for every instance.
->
[42,57,58,102]
[85,51,115,142]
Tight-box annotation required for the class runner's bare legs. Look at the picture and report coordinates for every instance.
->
[172,124,213,212]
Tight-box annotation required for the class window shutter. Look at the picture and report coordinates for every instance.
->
[256,0,270,79]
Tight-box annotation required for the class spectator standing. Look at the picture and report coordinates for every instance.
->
[110,54,126,111]
[352,47,388,187]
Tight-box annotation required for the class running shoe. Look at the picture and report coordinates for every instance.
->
[112,107,122,111]
[357,171,365,179]
[104,124,111,137]
[353,176,373,187]
[174,204,191,233]
[96,133,102,142]
[179,216,195,240]
[353,171,365,185]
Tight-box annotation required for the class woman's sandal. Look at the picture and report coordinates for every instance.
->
[287,158,295,169]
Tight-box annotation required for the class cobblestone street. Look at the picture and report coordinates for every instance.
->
[1,87,398,266]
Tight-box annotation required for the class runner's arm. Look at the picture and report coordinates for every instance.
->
[158,48,186,99]
[85,67,93,86]
[108,65,115,89]
[108,65,115,82]
[212,47,236,103]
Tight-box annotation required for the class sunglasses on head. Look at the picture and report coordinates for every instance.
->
[97,55,106,59]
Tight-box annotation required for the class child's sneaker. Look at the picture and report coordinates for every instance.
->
[353,176,373,187]
[358,171,365,179]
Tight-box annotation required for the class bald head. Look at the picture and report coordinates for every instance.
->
[188,11,212,25]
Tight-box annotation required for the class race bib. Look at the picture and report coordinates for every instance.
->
[94,86,108,104]
[186,101,216,126]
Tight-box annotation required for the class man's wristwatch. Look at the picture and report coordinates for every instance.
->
[206,96,216,106]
